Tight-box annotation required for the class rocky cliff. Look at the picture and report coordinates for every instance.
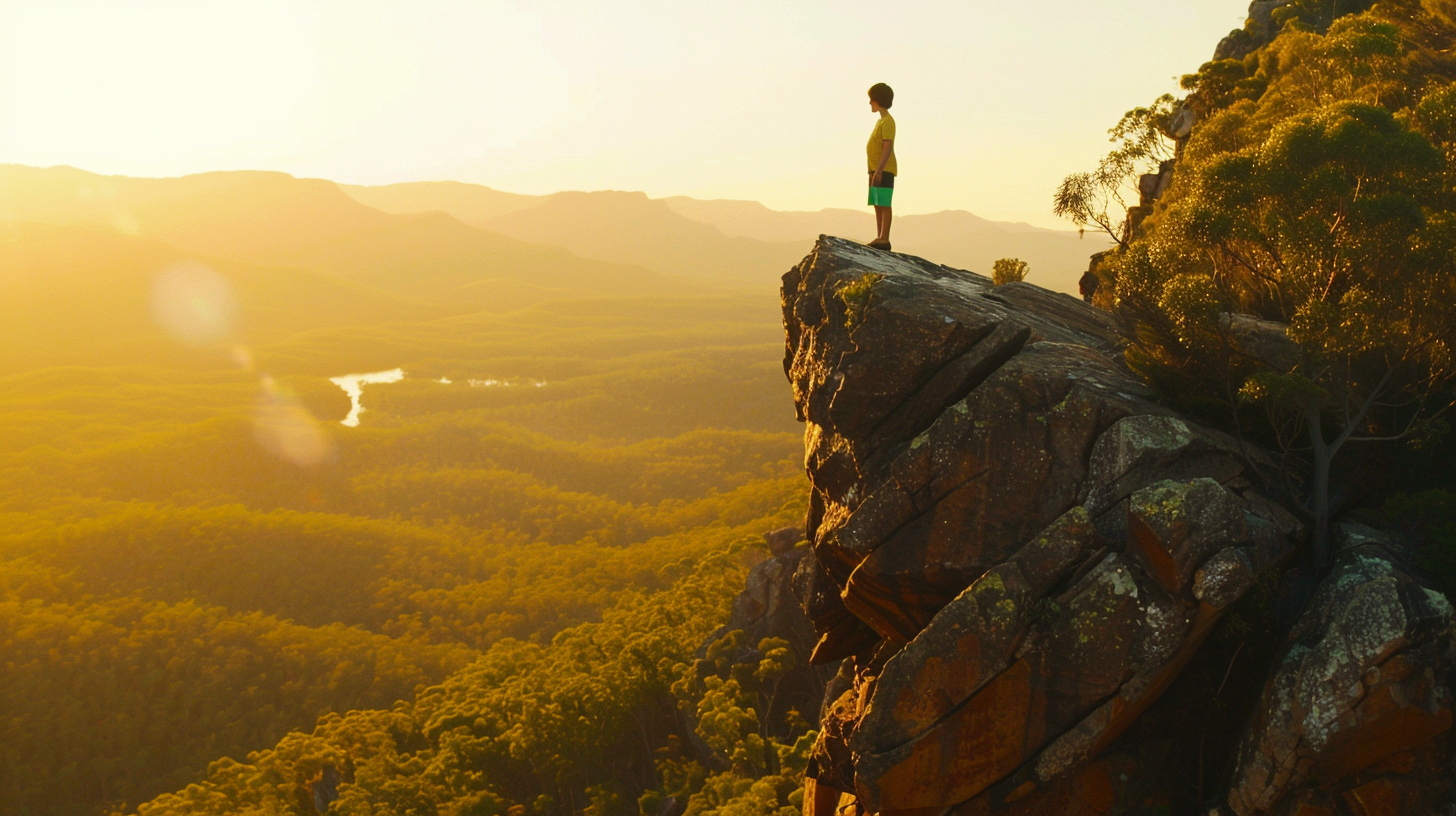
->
[781,237,1454,816]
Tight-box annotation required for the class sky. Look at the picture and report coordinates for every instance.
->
[0,1,1247,228]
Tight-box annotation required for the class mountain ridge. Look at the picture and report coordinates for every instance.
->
[346,178,1110,294]
[0,165,681,312]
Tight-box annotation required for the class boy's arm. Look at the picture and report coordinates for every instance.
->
[872,139,894,186]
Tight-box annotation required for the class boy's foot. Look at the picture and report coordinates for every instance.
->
[867,239,891,251]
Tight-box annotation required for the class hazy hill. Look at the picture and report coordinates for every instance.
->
[342,180,545,222]
[883,210,1109,294]
[0,164,396,258]
[258,210,676,306]
[340,181,1108,294]
[342,183,808,286]
[0,165,674,310]
[474,191,808,285]
[662,197,1110,294]
[661,196,871,243]
[0,222,446,372]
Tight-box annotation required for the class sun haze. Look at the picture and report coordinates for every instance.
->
[1,0,1242,227]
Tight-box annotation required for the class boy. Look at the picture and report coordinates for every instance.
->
[866,82,896,250]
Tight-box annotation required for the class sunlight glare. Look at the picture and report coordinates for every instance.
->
[150,261,237,345]
[231,345,256,371]
[253,376,331,467]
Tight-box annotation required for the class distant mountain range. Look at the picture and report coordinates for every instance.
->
[661,197,1111,294]
[0,166,1107,342]
[0,165,674,318]
[0,165,678,371]
[346,181,1110,294]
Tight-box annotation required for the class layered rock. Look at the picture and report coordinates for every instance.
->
[782,238,1303,814]
[1226,525,1455,816]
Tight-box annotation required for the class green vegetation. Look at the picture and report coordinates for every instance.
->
[1065,0,1456,568]
[835,272,884,329]
[0,166,815,815]
[131,548,816,816]
[990,258,1029,285]
[1054,94,1177,248]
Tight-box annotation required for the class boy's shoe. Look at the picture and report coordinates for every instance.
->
[867,239,892,251]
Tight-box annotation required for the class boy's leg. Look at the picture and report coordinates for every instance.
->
[873,206,892,241]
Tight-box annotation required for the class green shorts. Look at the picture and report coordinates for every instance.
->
[868,170,895,206]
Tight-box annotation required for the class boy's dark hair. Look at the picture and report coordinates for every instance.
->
[868,83,894,109]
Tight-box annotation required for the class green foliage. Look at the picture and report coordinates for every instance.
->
[0,279,809,815]
[835,273,883,329]
[990,258,1029,285]
[0,418,806,816]
[0,595,471,814]
[656,631,815,816]
[125,547,813,816]
[1081,3,1456,563]
[1273,0,1377,34]
[754,638,795,684]
[1054,95,1178,246]
[1181,58,1268,120]
[1238,371,1329,411]
[0,159,823,816]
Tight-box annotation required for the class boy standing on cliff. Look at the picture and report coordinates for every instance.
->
[866,83,896,251]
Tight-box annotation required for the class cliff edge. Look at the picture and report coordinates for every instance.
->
[782,237,1454,816]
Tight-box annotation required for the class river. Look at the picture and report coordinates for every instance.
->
[329,368,405,427]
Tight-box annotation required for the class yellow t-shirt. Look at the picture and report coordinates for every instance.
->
[867,114,897,175]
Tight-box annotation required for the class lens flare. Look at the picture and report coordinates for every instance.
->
[231,345,256,371]
[253,377,331,467]
[150,261,237,345]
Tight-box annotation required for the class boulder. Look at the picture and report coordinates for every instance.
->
[1219,312,1302,374]
[1137,160,1176,207]
[1226,526,1456,816]
[782,238,1301,813]
[1214,0,1296,60]
[726,537,817,658]
[1249,0,1295,40]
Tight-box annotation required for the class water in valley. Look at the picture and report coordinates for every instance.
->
[329,368,405,427]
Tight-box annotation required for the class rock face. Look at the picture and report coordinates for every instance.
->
[780,238,1454,816]
[1227,525,1455,816]
[1212,0,1376,61]
[723,527,819,663]
[1215,1,1295,60]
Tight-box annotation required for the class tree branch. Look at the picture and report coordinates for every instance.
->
[1329,366,1398,454]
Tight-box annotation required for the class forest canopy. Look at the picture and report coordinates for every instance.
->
[0,164,813,816]
[1068,0,1456,574]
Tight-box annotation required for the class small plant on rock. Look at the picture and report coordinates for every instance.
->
[836,272,884,329]
[991,258,1029,285]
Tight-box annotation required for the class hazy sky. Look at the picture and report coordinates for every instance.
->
[0,1,1245,227]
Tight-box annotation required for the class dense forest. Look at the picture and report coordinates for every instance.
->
[1061,0,1456,587]
[0,166,815,815]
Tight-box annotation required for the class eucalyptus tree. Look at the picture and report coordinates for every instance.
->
[1106,13,1456,569]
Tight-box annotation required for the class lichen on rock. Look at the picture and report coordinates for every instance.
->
[781,237,1320,815]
